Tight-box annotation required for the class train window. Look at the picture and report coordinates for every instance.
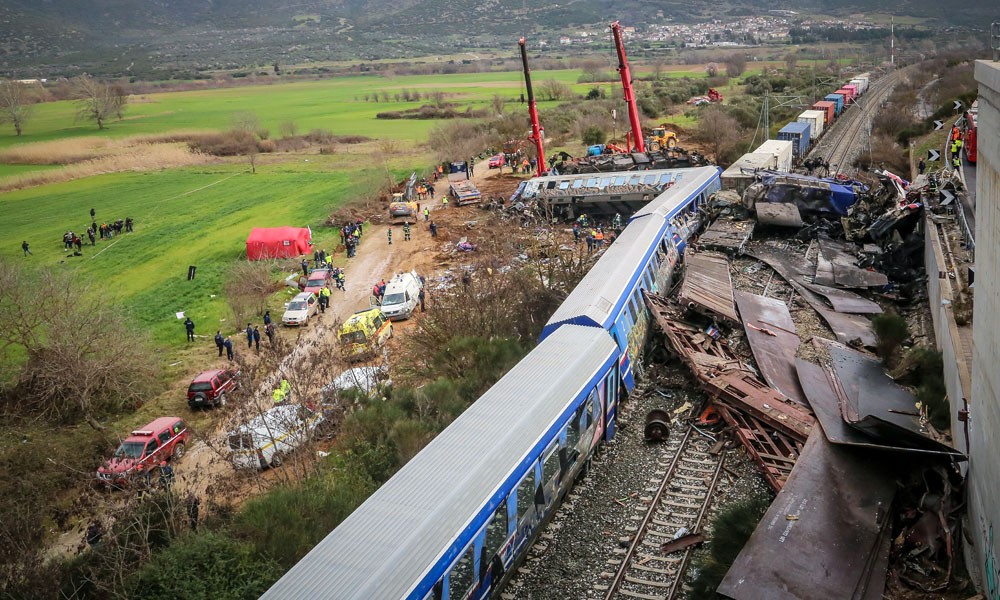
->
[600,177,612,188]
[542,442,560,488]
[559,180,570,190]
[643,174,656,185]
[586,393,596,431]
[614,176,626,186]
[572,179,584,189]
[566,407,582,449]
[484,502,508,564]
[516,468,537,520]
[628,175,641,185]
[586,178,598,187]
[448,546,476,600]
[626,295,639,324]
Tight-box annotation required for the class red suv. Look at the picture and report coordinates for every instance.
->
[187,368,239,409]
[302,268,333,295]
[97,417,189,486]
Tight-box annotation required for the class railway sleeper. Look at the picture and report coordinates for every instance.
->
[618,588,667,600]
[625,575,674,589]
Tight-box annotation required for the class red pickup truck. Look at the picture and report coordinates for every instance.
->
[187,368,240,409]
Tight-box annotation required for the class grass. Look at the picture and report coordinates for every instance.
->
[0,158,391,346]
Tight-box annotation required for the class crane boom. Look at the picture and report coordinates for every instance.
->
[519,37,546,177]
[610,21,645,153]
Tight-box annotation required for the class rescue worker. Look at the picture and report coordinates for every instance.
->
[252,326,261,351]
[21,240,30,256]
[918,157,926,175]
[387,226,392,245]
[419,287,426,312]
[441,196,449,209]
[301,259,309,277]
[159,461,175,487]
[273,378,291,404]
[953,155,961,171]
[321,285,332,310]
[214,330,224,357]
[184,317,195,342]
[403,222,411,241]
[246,323,253,349]
[263,310,272,327]
[223,337,234,360]
[424,207,430,222]
[430,221,438,238]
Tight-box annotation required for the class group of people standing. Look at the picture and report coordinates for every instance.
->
[340,220,363,258]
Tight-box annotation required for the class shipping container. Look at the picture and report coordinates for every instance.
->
[824,94,845,114]
[798,110,825,138]
[721,152,778,193]
[849,77,869,95]
[754,140,795,172]
[836,87,855,104]
[843,84,859,98]
[812,101,836,124]
[777,122,811,158]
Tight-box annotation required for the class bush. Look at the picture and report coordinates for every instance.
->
[872,313,909,368]
[129,532,283,600]
[232,458,376,568]
[690,492,772,597]
[582,126,606,146]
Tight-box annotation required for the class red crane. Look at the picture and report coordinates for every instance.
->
[610,21,645,153]
[519,37,546,177]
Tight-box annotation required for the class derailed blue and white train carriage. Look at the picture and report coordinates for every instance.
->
[540,165,721,411]
[260,325,620,600]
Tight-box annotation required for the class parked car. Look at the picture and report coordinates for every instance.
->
[282,291,319,326]
[302,268,332,295]
[227,404,324,470]
[377,270,423,321]
[338,308,393,360]
[488,154,505,168]
[97,417,189,486]
[187,368,239,409]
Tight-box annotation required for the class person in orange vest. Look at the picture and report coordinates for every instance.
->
[594,229,605,247]
[951,126,961,142]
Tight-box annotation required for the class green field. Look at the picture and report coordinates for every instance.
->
[1,158,391,345]
[0,69,627,149]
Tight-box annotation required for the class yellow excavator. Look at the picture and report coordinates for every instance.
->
[646,124,678,152]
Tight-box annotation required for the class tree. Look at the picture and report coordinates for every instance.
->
[231,111,261,173]
[0,261,158,428]
[73,75,127,130]
[785,51,798,72]
[695,105,743,163]
[706,63,720,77]
[724,54,747,78]
[0,80,34,136]
[538,79,572,101]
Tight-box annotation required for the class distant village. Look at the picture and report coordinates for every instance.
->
[549,15,885,48]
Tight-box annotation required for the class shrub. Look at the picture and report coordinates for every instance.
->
[872,313,909,368]
[128,532,283,599]
[582,126,606,146]
[690,492,772,597]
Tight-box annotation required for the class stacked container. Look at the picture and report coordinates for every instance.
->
[824,93,845,115]
[721,153,779,192]
[754,140,795,172]
[797,110,825,138]
[812,101,836,124]
[777,122,811,158]
[835,87,856,105]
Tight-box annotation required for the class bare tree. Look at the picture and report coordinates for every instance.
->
[537,79,573,101]
[0,80,34,136]
[73,75,127,130]
[706,62,720,77]
[0,261,158,428]
[232,111,261,173]
[724,54,747,78]
[785,51,798,72]
[491,94,506,116]
[695,105,743,163]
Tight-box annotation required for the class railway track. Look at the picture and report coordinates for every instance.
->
[601,426,726,600]
[812,67,908,176]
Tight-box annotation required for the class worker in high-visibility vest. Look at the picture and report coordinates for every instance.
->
[273,378,291,404]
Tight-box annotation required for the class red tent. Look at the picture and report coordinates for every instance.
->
[246,227,312,261]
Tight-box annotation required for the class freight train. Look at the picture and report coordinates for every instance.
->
[260,165,723,600]
[722,71,874,190]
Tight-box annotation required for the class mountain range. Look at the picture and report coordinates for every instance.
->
[0,0,994,78]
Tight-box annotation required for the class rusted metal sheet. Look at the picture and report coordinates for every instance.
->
[817,236,889,288]
[806,282,883,314]
[718,429,898,600]
[709,369,814,442]
[824,341,964,458]
[755,202,804,227]
[748,247,876,347]
[734,291,808,407]
[697,218,755,255]
[679,252,738,323]
[645,291,742,377]
[715,404,802,492]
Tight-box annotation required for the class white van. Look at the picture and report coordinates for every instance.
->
[377,271,423,321]
[227,404,324,469]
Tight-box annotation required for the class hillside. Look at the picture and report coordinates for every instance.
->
[0,0,993,77]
